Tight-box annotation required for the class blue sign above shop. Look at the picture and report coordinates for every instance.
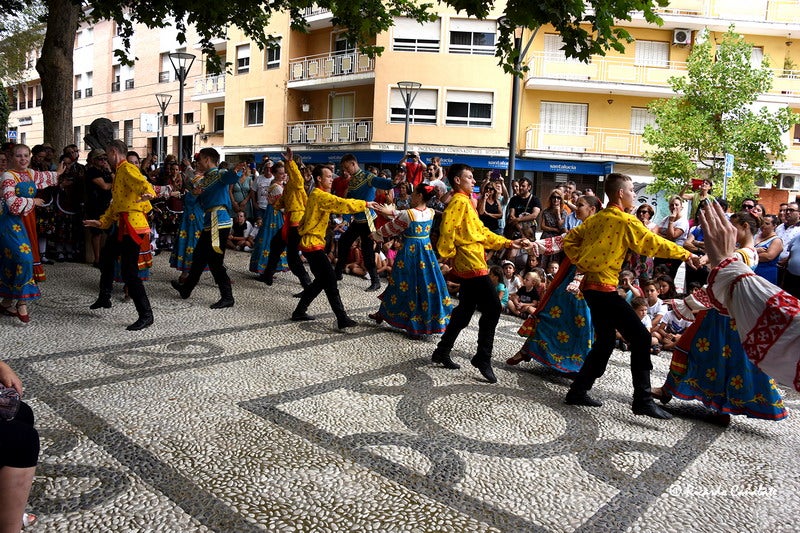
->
[252,151,613,176]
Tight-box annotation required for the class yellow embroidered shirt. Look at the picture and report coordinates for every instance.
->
[98,161,155,233]
[299,188,366,252]
[278,160,307,226]
[563,204,690,291]
[437,192,511,278]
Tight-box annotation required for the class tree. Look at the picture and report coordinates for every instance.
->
[0,82,9,139]
[25,0,669,149]
[644,27,799,205]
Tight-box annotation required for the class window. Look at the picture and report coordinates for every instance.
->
[445,90,493,127]
[544,34,585,64]
[246,99,264,126]
[184,112,194,124]
[124,119,134,147]
[540,102,588,135]
[634,40,669,67]
[112,66,121,92]
[74,74,82,99]
[236,44,250,74]
[84,125,91,150]
[393,17,440,53]
[159,53,172,82]
[793,124,800,144]
[449,19,495,55]
[751,46,764,69]
[84,72,93,97]
[266,38,281,70]
[389,88,437,124]
[112,121,120,140]
[214,107,225,132]
[630,107,656,134]
[74,126,81,147]
[173,113,181,125]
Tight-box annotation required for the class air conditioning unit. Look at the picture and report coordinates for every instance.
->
[778,173,800,190]
[673,29,692,46]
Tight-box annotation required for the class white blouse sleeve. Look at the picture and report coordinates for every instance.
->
[707,256,800,392]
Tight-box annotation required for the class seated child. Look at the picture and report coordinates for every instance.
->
[489,265,509,311]
[641,279,667,330]
[618,270,644,303]
[652,305,694,351]
[507,271,541,318]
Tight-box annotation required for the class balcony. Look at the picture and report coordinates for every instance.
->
[526,51,800,101]
[652,0,800,24]
[111,81,120,92]
[303,5,332,30]
[85,87,93,97]
[523,124,653,159]
[286,118,373,145]
[192,74,225,103]
[288,50,375,90]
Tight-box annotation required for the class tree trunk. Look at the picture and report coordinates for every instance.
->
[35,0,79,150]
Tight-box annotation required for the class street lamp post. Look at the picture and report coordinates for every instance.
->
[154,93,172,165]
[397,81,421,157]
[500,19,538,187]
[168,52,196,165]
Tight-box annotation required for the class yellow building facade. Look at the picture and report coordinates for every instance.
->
[5,1,800,200]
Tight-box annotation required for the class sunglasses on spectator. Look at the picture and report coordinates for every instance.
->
[743,204,755,209]
[786,208,798,213]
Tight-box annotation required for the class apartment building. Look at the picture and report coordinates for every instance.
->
[517,0,800,200]
[6,17,204,161]
[5,1,800,203]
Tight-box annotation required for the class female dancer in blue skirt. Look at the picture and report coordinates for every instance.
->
[654,212,787,424]
[507,195,602,372]
[368,184,452,338]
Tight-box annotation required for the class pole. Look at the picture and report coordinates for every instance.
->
[508,35,522,188]
[402,102,411,156]
[156,113,162,165]
[177,68,185,165]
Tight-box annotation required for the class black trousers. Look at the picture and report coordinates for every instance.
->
[183,228,233,300]
[335,221,376,278]
[783,270,800,299]
[294,249,348,321]
[98,230,151,317]
[265,225,312,288]
[435,275,501,364]
[570,289,653,403]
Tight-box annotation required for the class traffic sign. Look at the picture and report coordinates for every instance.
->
[7,130,17,140]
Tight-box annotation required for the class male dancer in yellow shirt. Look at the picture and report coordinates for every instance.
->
[84,140,156,331]
[432,164,528,383]
[292,165,379,329]
[563,173,703,419]
[259,148,313,291]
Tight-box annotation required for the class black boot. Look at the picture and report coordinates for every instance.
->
[431,349,460,369]
[632,370,673,419]
[365,268,381,292]
[90,292,112,309]
[127,293,153,331]
[210,277,234,309]
[170,279,191,299]
[470,355,497,383]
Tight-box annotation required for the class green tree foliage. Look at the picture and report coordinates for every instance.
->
[644,27,798,205]
[88,0,669,74]
[0,2,47,82]
[0,82,9,139]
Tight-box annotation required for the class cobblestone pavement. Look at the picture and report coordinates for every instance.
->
[7,252,799,532]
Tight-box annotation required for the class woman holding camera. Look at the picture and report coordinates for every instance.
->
[478,181,503,235]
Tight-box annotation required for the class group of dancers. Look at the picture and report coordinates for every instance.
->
[3,142,798,425]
